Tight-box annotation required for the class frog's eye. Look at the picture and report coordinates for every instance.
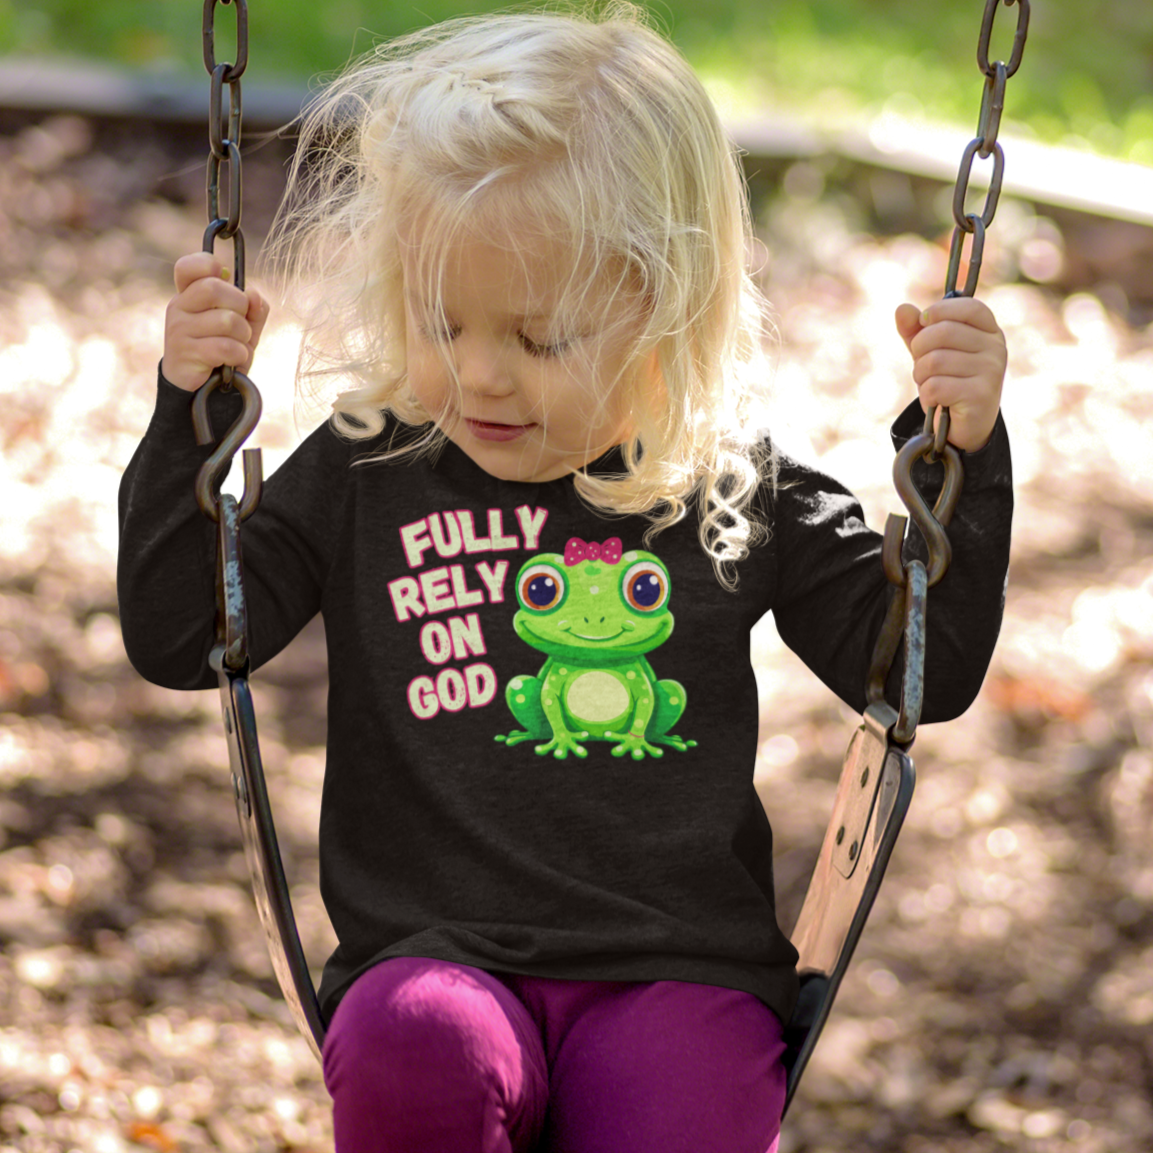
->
[518,563,567,612]
[621,561,669,612]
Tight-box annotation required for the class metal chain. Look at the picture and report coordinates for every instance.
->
[187,0,327,1065]
[934,0,1031,445]
[869,0,1029,744]
[202,0,249,386]
[193,0,263,671]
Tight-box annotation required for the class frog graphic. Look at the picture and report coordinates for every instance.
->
[496,537,696,760]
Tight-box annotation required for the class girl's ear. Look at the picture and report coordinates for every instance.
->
[613,346,664,448]
[639,347,667,411]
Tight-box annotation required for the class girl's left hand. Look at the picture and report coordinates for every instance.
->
[895,296,1007,453]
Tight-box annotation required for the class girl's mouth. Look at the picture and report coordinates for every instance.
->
[464,419,535,442]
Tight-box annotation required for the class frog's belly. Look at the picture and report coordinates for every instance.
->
[564,670,631,726]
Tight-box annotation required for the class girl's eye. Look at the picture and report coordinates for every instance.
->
[621,562,669,612]
[419,321,461,344]
[518,563,567,611]
[519,333,571,359]
[416,320,571,356]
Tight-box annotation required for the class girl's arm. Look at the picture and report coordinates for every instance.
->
[771,293,1012,720]
[768,402,1012,724]
[119,255,340,690]
[117,376,341,690]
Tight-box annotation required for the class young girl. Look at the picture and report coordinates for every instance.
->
[119,6,1012,1151]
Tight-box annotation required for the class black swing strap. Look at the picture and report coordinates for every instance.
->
[781,0,1029,1113]
[190,0,327,1062]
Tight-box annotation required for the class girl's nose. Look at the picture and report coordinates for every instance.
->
[457,335,512,397]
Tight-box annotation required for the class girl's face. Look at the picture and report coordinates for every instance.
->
[400,227,646,483]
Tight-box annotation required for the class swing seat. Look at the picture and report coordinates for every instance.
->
[781,700,915,1114]
[216,626,913,1110]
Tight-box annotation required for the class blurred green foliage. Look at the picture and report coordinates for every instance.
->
[2,0,1152,160]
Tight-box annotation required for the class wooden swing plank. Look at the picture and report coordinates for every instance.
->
[782,702,916,1115]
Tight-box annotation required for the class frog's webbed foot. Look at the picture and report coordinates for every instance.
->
[535,729,590,759]
[498,727,589,758]
[654,734,697,752]
[495,730,537,748]
[606,730,664,760]
[606,730,697,758]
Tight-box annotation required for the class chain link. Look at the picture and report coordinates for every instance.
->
[978,0,1029,78]
[871,0,1029,743]
[202,0,248,81]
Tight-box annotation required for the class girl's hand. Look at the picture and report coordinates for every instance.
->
[895,296,1007,452]
[161,252,270,392]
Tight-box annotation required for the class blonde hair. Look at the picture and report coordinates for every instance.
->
[264,3,776,587]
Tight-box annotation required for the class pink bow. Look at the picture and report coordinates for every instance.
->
[564,537,623,566]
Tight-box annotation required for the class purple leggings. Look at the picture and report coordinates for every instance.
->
[322,956,786,1153]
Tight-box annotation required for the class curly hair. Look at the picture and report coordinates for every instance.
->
[263,3,777,588]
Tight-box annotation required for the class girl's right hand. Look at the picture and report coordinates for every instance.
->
[161,252,270,392]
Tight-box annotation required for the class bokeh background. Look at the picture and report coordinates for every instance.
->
[2,2,1152,1151]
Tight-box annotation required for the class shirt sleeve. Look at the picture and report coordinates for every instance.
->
[117,369,347,690]
[767,399,1013,722]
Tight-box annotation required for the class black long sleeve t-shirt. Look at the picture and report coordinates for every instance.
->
[118,374,1012,1026]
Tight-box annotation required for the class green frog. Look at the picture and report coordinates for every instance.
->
[496,538,696,760]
